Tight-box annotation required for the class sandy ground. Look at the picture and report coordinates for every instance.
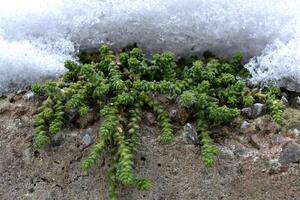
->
[0,93,299,200]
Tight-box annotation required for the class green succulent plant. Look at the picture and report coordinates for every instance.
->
[32,44,284,199]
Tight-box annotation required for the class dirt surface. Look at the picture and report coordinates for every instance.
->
[0,92,299,200]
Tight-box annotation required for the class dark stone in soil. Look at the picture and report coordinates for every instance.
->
[279,141,300,164]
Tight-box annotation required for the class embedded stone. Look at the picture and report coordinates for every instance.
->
[183,123,199,145]
[279,141,300,164]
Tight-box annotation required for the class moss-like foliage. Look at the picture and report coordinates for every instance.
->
[32,45,284,199]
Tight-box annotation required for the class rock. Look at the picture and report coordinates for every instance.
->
[292,128,300,135]
[292,129,300,139]
[240,121,250,129]
[167,105,189,124]
[183,123,199,145]
[145,112,156,126]
[251,103,265,118]
[242,103,265,119]
[82,134,92,148]
[16,90,27,95]
[82,128,93,148]
[286,128,300,140]
[279,141,300,164]
[168,109,177,119]
[240,120,256,134]
[296,97,300,109]
[50,133,64,147]
[241,107,252,118]
[23,91,35,101]
[14,118,23,128]
[281,96,289,107]
[288,122,300,137]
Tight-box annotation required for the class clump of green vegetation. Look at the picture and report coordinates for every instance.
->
[32,44,284,199]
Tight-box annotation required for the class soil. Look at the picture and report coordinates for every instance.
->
[0,93,299,200]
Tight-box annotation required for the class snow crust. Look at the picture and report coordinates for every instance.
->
[0,0,299,91]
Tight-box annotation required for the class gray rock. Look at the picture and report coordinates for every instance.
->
[279,141,300,164]
[16,90,27,95]
[292,128,300,134]
[251,103,265,118]
[296,97,300,109]
[287,128,300,141]
[14,118,23,128]
[288,122,300,140]
[169,109,177,118]
[242,103,265,118]
[83,127,93,135]
[241,107,252,118]
[281,96,289,107]
[240,121,250,130]
[183,123,199,145]
[82,128,93,148]
[240,120,257,134]
[23,91,34,100]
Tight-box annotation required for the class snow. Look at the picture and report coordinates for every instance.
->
[0,0,299,91]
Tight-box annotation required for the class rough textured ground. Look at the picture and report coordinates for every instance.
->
[0,92,299,200]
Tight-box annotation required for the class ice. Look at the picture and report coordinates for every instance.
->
[0,0,300,92]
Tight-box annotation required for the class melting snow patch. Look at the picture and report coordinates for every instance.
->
[0,0,300,91]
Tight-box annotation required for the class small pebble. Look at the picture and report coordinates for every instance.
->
[281,96,289,107]
[296,97,300,109]
[240,121,250,130]
[252,103,264,118]
[14,118,23,128]
[241,107,252,118]
[183,123,199,145]
[82,128,93,148]
[23,91,35,100]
